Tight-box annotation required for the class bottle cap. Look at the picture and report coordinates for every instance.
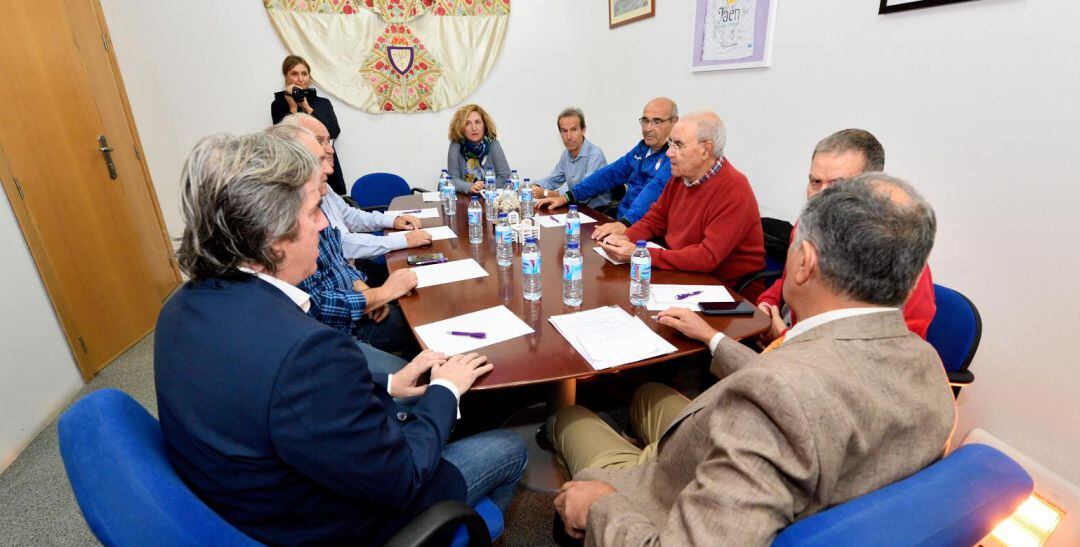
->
[636,240,647,247]
[526,236,537,244]
[567,242,579,250]
[471,195,479,201]
[498,211,507,218]
[569,205,577,211]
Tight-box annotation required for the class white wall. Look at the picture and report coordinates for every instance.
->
[0,199,84,472]
[94,0,1080,484]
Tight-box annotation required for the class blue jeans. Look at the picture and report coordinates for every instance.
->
[442,429,528,514]
[354,303,418,357]
[355,340,408,376]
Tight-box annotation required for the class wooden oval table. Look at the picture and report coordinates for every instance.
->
[385,193,769,490]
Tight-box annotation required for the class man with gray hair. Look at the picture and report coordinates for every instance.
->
[552,174,955,545]
[756,128,936,343]
[155,131,526,546]
[531,107,609,209]
[599,109,765,298]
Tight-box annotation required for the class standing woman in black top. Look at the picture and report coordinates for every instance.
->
[271,55,347,195]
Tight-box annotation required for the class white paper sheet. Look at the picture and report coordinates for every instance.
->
[421,192,440,202]
[421,225,458,241]
[549,306,676,370]
[410,258,489,288]
[593,241,663,265]
[646,284,733,311]
[414,305,534,354]
[538,212,598,228]
[386,207,440,220]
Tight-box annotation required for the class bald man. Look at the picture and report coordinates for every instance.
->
[536,97,677,238]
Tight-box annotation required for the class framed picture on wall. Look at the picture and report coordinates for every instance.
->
[691,0,777,72]
[609,0,655,29]
[879,0,982,14]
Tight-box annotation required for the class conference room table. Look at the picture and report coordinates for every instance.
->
[385,192,769,489]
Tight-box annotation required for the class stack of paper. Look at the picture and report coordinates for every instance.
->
[646,284,732,311]
[414,305,534,354]
[410,258,489,288]
[593,241,663,265]
[421,191,440,202]
[538,212,598,229]
[421,225,458,241]
[386,207,440,219]
[549,306,677,370]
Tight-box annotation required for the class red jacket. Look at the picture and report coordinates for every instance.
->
[625,159,765,299]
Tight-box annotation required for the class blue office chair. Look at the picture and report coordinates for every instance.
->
[773,443,1032,546]
[351,172,424,212]
[58,388,501,547]
[925,283,982,397]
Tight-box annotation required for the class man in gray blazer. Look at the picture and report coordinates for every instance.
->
[552,173,957,546]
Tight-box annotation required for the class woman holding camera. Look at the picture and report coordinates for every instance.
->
[446,104,511,194]
[271,55,347,195]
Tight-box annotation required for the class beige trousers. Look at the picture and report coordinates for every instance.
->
[552,382,690,478]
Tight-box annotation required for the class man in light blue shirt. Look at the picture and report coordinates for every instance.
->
[531,107,609,210]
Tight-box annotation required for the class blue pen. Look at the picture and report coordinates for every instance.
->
[399,209,422,214]
[448,331,487,339]
[675,290,702,300]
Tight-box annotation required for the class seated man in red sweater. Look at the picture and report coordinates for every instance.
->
[757,129,936,342]
[599,110,765,300]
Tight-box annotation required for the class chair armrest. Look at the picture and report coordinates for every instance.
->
[410,187,426,194]
[735,269,783,295]
[947,369,975,386]
[383,500,491,547]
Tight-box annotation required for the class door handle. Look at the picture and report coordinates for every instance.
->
[97,134,117,179]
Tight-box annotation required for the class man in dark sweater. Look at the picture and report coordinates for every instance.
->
[599,109,765,299]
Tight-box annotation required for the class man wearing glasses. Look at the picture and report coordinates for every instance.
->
[598,110,766,299]
[536,98,677,237]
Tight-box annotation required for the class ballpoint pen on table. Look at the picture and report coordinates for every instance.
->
[675,290,703,300]
[447,331,487,339]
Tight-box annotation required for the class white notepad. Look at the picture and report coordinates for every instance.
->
[410,258,489,288]
[593,241,663,265]
[646,284,733,311]
[421,192,440,202]
[549,306,676,370]
[421,225,458,241]
[414,305,534,354]
[538,212,598,229]
[386,207,440,220]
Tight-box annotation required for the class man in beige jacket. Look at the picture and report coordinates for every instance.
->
[552,173,956,546]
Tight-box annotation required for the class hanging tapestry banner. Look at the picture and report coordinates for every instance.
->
[264,0,511,113]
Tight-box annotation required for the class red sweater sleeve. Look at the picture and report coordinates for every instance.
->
[648,184,759,274]
[624,179,671,243]
[903,265,936,339]
[757,270,785,307]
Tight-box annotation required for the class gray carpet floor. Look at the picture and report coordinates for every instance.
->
[0,333,560,546]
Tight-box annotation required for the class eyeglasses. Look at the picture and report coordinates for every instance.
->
[666,139,709,152]
[638,116,675,127]
[316,136,335,149]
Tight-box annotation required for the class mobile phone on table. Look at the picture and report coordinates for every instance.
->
[407,253,446,266]
[699,301,756,316]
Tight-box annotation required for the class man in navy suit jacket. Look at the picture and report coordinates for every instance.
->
[155,131,526,545]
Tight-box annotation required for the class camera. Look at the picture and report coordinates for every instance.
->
[290,87,312,102]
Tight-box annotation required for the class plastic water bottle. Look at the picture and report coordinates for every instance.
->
[522,237,542,301]
[440,171,455,216]
[520,181,535,223]
[496,212,513,267]
[510,169,521,192]
[468,196,483,244]
[562,242,583,306]
[484,169,498,222]
[565,205,581,246]
[630,240,651,306]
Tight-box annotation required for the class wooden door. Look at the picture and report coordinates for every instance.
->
[0,0,180,380]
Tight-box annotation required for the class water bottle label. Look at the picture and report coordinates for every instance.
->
[522,253,541,275]
[563,258,582,281]
[468,211,480,224]
[565,219,580,238]
[496,226,512,244]
[631,258,651,281]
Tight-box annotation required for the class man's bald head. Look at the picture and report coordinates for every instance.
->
[640,97,679,150]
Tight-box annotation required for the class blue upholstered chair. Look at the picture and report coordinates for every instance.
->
[926,283,982,396]
[772,443,1032,546]
[58,388,501,547]
[350,172,423,212]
